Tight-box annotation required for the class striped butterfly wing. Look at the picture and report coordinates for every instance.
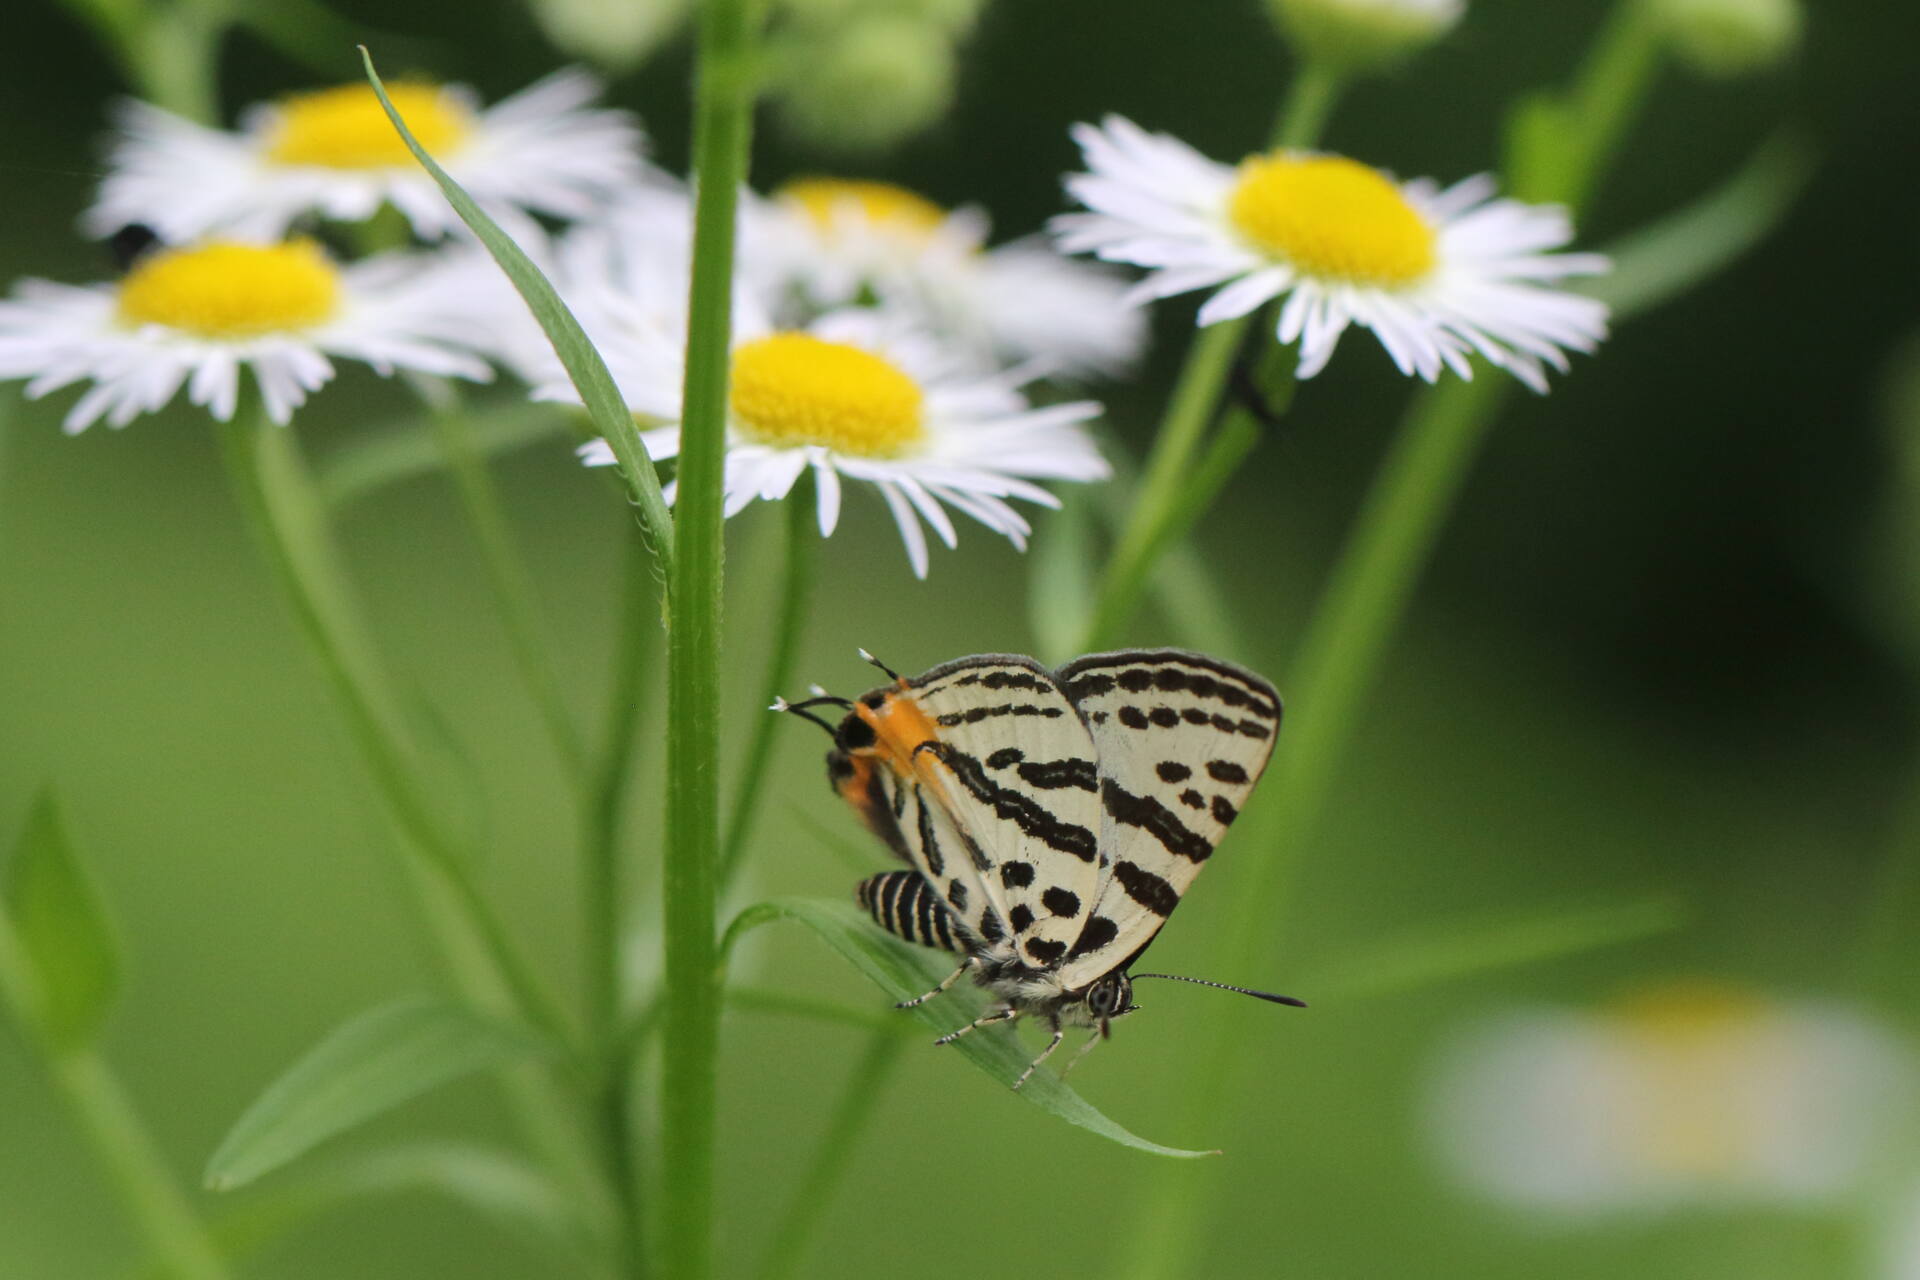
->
[893,655,1105,970]
[1052,649,1282,990]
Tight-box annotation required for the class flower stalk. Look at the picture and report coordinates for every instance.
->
[0,917,230,1280]
[1076,66,1343,652]
[212,406,576,1056]
[659,0,760,1274]
[721,479,818,885]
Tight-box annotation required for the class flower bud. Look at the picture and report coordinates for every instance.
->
[1654,0,1802,78]
[770,15,956,152]
[1265,0,1464,73]
[528,0,691,72]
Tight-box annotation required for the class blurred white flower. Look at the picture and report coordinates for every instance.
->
[542,236,1107,576]
[1054,116,1610,392]
[84,70,653,245]
[751,177,1146,378]
[1427,980,1916,1216]
[1885,1180,1920,1280]
[0,239,490,429]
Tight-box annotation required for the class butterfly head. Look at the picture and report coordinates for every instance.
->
[1083,971,1138,1038]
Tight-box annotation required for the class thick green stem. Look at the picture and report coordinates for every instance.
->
[212,412,577,1056]
[720,483,817,885]
[0,918,229,1280]
[660,0,758,1274]
[584,533,660,1278]
[1077,68,1342,653]
[755,1028,905,1280]
[428,390,588,776]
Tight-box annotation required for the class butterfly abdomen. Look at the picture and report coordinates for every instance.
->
[858,869,962,953]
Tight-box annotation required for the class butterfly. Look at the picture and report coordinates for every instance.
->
[780,648,1305,1089]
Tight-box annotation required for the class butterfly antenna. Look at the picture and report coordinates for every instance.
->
[1131,974,1307,1007]
[857,647,903,682]
[770,695,849,735]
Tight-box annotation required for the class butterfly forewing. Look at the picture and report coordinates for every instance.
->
[1051,650,1282,990]
[895,656,1105,969]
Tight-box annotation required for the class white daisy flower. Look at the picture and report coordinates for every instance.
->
[750,177,1147,378]
[1426,980,1917,1216]
[543,255,1108,576]
[1053,116,1610,392]
[83,69,652,245]
[0,238,492,430]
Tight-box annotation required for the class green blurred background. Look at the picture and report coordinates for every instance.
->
[4,0,1920,1275]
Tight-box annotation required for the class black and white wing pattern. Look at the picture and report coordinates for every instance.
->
[891,656,1106,971]
[1051,649,1282,991]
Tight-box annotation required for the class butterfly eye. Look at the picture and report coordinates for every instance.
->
[1086,974,1131,1018]
[836,715,877,751]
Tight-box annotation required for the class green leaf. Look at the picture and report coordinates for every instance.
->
[724,897,1216,1159]
[200,1141,600,1269]
[1296,897,1685,1003]
[1586,134,1813,321]
[359,48,677,578]
[3,790,120,1050]
[206,997,551,1190]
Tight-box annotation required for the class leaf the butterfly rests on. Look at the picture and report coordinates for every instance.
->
[785,648,1301,1090]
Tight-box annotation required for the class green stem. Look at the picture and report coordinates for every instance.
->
[584,533,660,1279]
[660,0,758,1274]
[427,388,588,776]
[212,411,577,1058]
[1275,60,1343,150]
[1112,376,1506,1280]
[1076,68,1342,653]
[1512,0,1665,207]
[1079,320,1247,652]
[0,918,229,1280]
[720,482,817,885]
[755,1029,905,1280]
[80,0,223,123]
[1855,755,1920,1012]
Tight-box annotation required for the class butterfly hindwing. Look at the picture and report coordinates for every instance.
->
[1051,649,1282,990]
[896,656,1105,970]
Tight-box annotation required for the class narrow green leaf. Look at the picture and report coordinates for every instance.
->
[205,997,551,1190]
[1587,134,1813,321]
[3,790,120,1050]
[1297,897,1685,1003]
[199,1141,600,1270]
[359,48,676,578]
[724,897,1216,1159]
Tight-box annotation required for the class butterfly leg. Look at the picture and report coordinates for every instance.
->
[1012,1017,1066,1091]
[933,1005,1019,1046]
[1058,1029,1105,1081]
[896,955,979,1009]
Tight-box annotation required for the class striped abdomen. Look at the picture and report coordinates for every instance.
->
[857,870,961,953]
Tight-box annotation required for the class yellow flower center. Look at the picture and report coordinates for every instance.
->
[1607,980,1776,1181]
[780,178,947,242]
[264,82,471,169]
[116,240,342,338]
[1226,153,1436,287]
[728,333,925,457]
